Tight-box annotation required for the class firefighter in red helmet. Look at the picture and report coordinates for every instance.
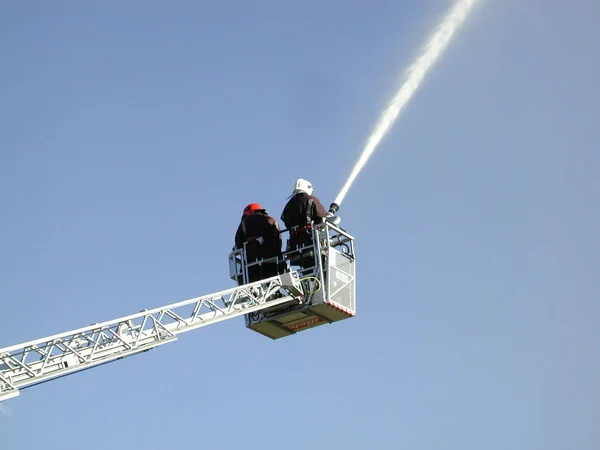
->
[235,203,285,283]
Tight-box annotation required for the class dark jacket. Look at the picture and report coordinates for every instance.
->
[235,210,282,261]
[280,192,327,230]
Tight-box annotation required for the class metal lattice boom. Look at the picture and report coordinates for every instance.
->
[0,272,304,402]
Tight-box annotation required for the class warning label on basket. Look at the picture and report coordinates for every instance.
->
[286,316,326,331]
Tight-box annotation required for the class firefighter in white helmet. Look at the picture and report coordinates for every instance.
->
[280,178,327,268]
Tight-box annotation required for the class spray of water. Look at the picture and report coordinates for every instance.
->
[333,0,478,207]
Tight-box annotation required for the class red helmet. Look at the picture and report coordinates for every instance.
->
[243,203,262,216]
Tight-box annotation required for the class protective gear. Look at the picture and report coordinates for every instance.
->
[281,188,327,269]
[235,207,285,284]
[243,203,262,216]
[281,191,326,230]
[293,178,313,196]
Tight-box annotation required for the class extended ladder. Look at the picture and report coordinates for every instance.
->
[0,272,304,402]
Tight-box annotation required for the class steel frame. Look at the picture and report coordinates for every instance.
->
[0,272,304,402]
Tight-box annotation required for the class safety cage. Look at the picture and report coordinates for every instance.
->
[228,221,356,339]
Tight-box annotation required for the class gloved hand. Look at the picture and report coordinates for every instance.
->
[326,214,341,225]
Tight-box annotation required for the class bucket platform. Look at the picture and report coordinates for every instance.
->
[228,221,356,339]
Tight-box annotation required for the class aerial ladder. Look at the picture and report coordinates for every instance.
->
[0,220,356,403]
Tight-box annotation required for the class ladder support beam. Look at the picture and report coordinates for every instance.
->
[0,272,304,402]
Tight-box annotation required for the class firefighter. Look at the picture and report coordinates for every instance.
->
[280,179,327,268]
[235,203,285,283]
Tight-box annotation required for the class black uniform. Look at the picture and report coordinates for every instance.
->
[235,210,284,283]
[281,192,327,267]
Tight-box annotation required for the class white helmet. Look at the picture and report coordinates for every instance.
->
[294,178,313,196]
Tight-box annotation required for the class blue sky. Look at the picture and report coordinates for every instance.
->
[1,0,599,448]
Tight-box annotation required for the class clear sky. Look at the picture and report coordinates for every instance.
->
[1,0,599,449]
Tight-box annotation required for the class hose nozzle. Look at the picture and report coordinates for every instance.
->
[326,202,341,225]
[328,202,340,215]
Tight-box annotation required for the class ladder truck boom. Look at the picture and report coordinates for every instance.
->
[0,221,356,404]
[0,272,304,402]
